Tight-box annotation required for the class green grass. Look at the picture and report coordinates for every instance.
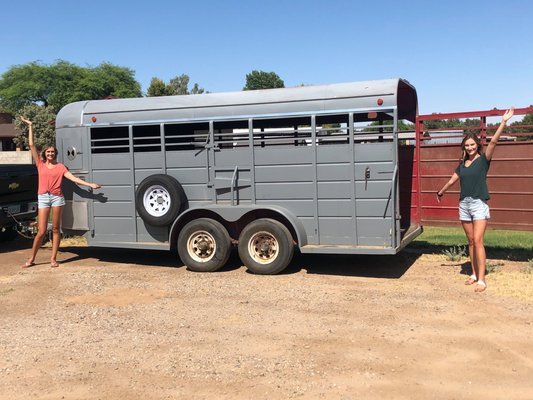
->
[412,226,533,261]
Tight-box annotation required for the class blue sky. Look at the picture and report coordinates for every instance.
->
[1,0,531,114]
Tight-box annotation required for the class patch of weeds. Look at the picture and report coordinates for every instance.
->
[524,259,533,274]
[486,260,504,274]
[442,245,466,262]
[0,288,15,296]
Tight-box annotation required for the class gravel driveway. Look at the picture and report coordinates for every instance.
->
[1,238,532,399]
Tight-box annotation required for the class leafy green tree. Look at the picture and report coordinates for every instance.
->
[168,74,190,95]
[0,60,141,114]
[168,74,206,95]
[69,63,141,103]
[190,83,205,95]
[243,70,285,90]
[509,113,533,141]
[147,74,206,96]
[147,78,170,97]
[13,104,56,150]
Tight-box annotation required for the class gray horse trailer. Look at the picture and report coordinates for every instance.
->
[56,78,421,274]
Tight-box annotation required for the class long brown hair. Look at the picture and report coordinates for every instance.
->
[460,133,482,162]
[40,145,59,162]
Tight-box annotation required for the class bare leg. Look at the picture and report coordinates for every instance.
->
[26,207,51,264]
[472,219,488,290]
[50,205,63,267]
[461,221,477,281]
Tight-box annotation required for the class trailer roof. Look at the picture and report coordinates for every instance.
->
[56,78,417,128]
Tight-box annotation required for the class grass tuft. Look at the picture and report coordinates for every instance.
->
[486,260,504,274]
[524,259,533,274]
[442,245,466,262]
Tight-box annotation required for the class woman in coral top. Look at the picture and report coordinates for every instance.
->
[21,117,101,268]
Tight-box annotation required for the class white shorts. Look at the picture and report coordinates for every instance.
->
[38,193,66,209]
[459,197,490,221]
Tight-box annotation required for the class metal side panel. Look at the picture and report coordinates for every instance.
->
[62,200,89,231]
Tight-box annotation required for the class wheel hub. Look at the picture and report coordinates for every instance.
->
[249,232,278,263]
[188,231,216,262]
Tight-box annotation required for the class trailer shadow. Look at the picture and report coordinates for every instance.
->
[0,235,34,253]
[286,250,421,278]
[59,246,420,279]
[59,246,184,269]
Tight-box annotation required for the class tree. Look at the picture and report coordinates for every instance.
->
[510,113,533,141]
[0,60,142,114]
[190,83,205,95]
[243,70,285,91]
[168,74,190,95]
[13,104,56,149]
[69,63,141,103]
[146,74,206,97]
[147,78,170,97]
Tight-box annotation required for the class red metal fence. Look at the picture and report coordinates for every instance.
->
[415,106,533,231]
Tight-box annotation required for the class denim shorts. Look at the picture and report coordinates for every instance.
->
[459,197,490,221]
[38,193,66,209]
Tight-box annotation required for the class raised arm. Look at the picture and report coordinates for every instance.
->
[485,107,514,161]
[63,171,101,190]
[20,117,40,162]
[436,172,460,203]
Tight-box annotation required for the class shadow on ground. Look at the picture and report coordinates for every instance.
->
[57,245,421,280]
[287,251,421,278]
[0,235,34,253]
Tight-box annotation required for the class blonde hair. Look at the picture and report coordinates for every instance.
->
[40,145,58,162]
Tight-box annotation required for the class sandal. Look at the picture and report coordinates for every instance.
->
[474,280,487,292]
[50,261,59,268]
[464,274,477,285]
[22,260,35,269]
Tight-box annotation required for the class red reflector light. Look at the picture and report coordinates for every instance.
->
[377,98,383,105]
[91,116,97,122]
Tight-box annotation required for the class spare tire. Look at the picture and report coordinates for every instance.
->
[135,174,186,226]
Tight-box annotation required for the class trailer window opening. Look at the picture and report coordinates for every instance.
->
[90,126,130,153]
[133,124,161,152]
[353,111,395,143]
[252,116,312,148]
[164,122,209,151]
[316,114,349,146]
[214,120,249,149]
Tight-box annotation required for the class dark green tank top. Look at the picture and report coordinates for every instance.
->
[455,154,491,201]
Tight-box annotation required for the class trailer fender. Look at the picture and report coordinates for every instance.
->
[170,205,308,248]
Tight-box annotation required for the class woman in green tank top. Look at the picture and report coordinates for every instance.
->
[436,108,514,292]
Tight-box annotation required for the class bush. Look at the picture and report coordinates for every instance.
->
[442,245,466,262]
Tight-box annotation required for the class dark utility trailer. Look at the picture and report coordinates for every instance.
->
[55,78,421,274]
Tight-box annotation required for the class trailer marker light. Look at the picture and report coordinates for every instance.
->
[91,116,97,122]
[377,98,383,105]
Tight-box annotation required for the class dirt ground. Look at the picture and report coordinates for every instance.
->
[1,237,532,400]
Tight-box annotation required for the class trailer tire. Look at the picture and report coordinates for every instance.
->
[238,218,294,275]
[135,174,185,226]
[178,218,231,272]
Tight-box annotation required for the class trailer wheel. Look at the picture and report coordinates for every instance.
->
[135,175,185,226]
[238,219,294,275]
[177,218,231,272]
